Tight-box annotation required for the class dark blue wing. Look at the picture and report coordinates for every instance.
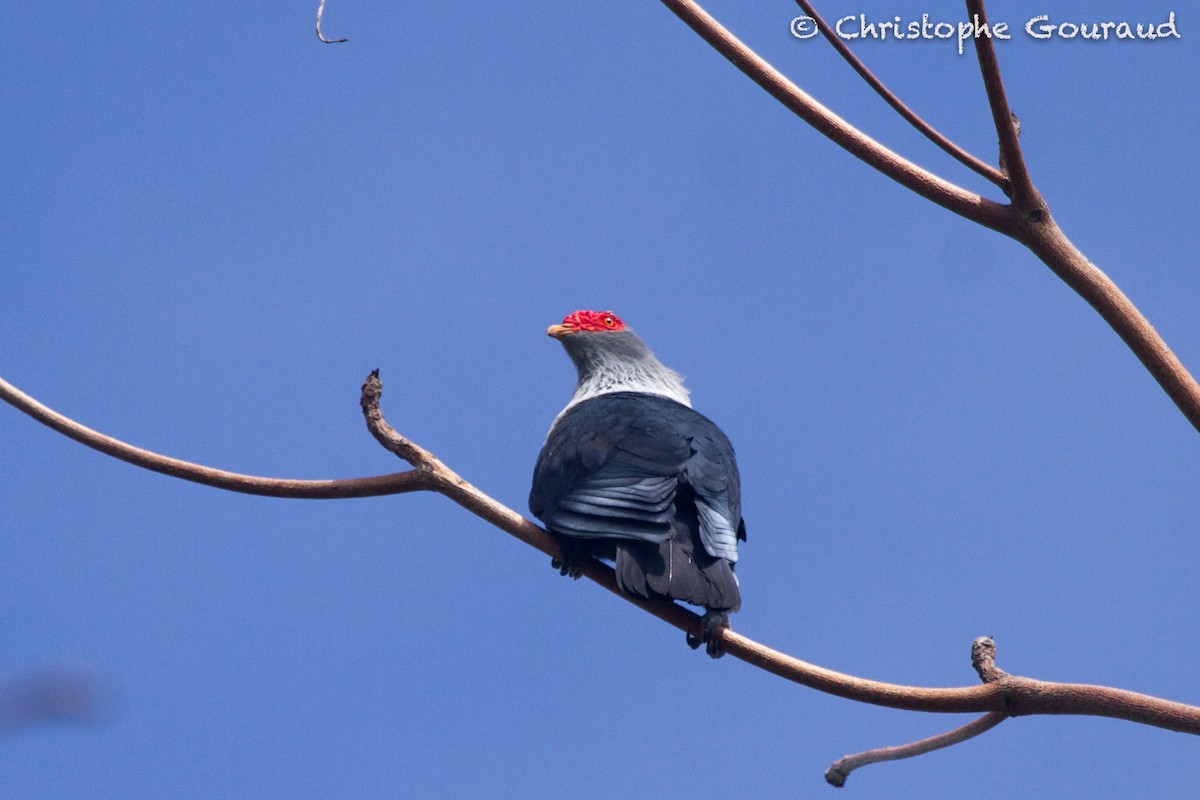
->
[530,392,743,563]
[530,394,686,543]
[687,428,744,563]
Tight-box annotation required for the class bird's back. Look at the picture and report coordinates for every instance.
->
[530,391,744,611]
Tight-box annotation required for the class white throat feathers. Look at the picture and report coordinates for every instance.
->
[551,328,692,428]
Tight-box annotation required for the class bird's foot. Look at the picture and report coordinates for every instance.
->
[686,610,731,659]
[549,537,587,580]
[549,556,584,580]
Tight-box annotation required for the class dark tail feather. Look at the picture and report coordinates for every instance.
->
[614,519,740,612]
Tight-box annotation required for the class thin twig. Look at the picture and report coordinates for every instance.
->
[965,0,1034,206]
[793,0,1009,190]
[657,0,1011,233]
[824,636,1012,784]
[0,374,430,498]
[316,0,348,44]
[825,712,1007,787]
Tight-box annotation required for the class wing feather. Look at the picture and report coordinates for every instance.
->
[530,393,744,561]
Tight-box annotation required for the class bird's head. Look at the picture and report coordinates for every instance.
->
[545,310,691,409]
[546,310,626,339]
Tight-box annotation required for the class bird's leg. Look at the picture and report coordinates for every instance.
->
[549,535,587,580]
[686,609,730,659]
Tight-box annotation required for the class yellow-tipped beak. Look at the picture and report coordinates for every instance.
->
[546,324,573,339]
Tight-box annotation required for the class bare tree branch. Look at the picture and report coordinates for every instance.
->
[7,366,1200,738]
[661,0,1200,436]
[792,0,1009,190]
[965,0,1034,204]
[825,712,1008,787]
[6,362,1200,769]
[1014,221,1200,431]
[971,635,1007,683]
[358,370,1200,739]
[824,636,1012,785]
[0,375,429,499]
[657,0,1011,233]
[959,3,1200,432]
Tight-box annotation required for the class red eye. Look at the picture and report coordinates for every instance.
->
[602,315,616,328]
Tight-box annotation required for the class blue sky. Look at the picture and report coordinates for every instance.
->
[2,1,1198,797]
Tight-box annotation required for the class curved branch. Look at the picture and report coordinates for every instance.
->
[825,712,1007,787]
[1014,220,1200,433]
[961,0,1200,432]
[824,637,1011,784]
[965,3,1200,427]
[793,0,1009,190]
[6,362,1200,760]
[0,375,432,498]
[662,0,1200,435]
[657,0,1012,233]
[361,370,1200,734]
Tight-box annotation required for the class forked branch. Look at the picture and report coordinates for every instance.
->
[659,0,1200,435]
[826,712,1007,787]
[825,638,1010,785]
[792,0,1008,190]
[657,0,1011,233]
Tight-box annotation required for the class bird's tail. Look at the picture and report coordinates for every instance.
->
[614,521,740,612]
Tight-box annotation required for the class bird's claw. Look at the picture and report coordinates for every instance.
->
[687,610,731,659]
[549,556,584,580]
[549,536,589,580]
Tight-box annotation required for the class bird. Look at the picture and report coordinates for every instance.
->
[529,310,746,657]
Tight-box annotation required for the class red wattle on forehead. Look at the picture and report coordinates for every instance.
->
[561,310,625,332]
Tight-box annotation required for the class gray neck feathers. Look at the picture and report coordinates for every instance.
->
[558,329,691,415]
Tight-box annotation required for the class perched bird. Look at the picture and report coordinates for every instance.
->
[529,310,746,656]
